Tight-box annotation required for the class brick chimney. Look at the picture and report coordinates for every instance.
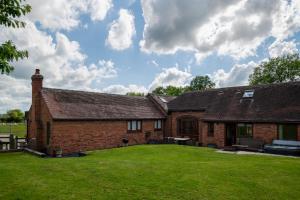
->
[31,69,43,97]
[31,69,43,121]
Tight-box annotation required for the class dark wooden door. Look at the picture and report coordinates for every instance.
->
[226,124,236,146]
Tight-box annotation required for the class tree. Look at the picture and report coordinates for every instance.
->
[152,86,187,96]
[0,113,8,123]
[152,75,215,96]
[152,86,165,95]
[163,86,186,96]
[0,0,31,74]
[189,75,215,91]
[126,92,145,96]
[6,109,24,123]
[249,54,300,85]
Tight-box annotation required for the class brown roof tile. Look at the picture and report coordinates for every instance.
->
[148,94,177,113]
[168,81,300,123]
[41,88,165,120]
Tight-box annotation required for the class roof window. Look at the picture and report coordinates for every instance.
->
[243,90,254,98]
[159,97,168,103]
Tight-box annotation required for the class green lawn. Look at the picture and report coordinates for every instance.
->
[0,123,26,137]
[0,145,299,200]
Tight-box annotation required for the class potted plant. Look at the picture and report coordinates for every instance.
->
[55,147,63,157]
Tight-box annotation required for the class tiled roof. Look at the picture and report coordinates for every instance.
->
[41,88,165,120]
[148,94,177,113]
[168,81,300,123]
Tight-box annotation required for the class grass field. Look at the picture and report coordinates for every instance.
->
[0,123,26,137]
[0,145,299,200]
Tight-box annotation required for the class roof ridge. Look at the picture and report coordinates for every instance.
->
[42,87,148,99]
[183,81,300,95]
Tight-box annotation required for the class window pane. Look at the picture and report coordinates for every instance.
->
[132,120,136,130]
[208,123,214,136]
[157,120,161,129]
[137,121,141,130]
[182,119,193,134]
[247,124,252,135]
[237,123,252,138]
[127,121,131,130]
[279,124,297,140]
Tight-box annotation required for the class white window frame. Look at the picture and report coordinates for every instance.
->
[127,120,142,132]
[155,120,162,130]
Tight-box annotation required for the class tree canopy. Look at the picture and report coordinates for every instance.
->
[189,75,215,91]
[126,92,145,96]
[152,86,187,96]
[249,54,300,85]
[0,0,31,74]
[152,75,215,96]
[1,109,24,123]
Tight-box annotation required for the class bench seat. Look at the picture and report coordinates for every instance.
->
[264,140,300,156]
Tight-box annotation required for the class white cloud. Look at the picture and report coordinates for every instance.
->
[148,67,192,91]
[103,84,148,94]
[268,40,298,58]
[195,52,212,64]
[0,21,118,112]
[106,9,136,50]
[0,76,31,113]
[140,0,300,63]
[88,0,113,21]
[104,65,193,94]
[27,0,113,30]
[211,61,257,87]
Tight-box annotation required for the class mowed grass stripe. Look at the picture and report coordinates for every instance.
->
[0,145,299,200]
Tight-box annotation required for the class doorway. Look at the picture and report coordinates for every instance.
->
[177,116,198,140]
[226,123,236,146]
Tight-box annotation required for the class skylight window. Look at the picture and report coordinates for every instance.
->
[218,91,224,95]
[243,90,254,98]
[159,97,167,103]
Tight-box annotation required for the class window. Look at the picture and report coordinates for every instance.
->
[127,120,142,132]
[278,124,298,140]
[207,123,214,137]
[237,123,252,138]
[243,90,254,98]
[177,117,198,136]
[46,122,51,145]
[155,120,162,130]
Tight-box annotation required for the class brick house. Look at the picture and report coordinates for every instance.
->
[167,83,300,147]
[27,69,300,155]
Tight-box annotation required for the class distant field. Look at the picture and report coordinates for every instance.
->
[0,123,26,137]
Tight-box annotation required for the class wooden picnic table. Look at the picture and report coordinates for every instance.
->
[173,137,191,145]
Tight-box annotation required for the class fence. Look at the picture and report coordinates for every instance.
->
[0,134,27,151]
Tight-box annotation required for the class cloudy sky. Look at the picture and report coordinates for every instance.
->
[1,0,300,112]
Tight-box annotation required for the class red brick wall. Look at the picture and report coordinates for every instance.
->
[202,122,225,148]
[49,120,163,155]
[201,123,300,147]
[27,94,53,152]
[38,98,53,151]
[253,123,277,144]
[27,86,164,155]
[28,71,44,150]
